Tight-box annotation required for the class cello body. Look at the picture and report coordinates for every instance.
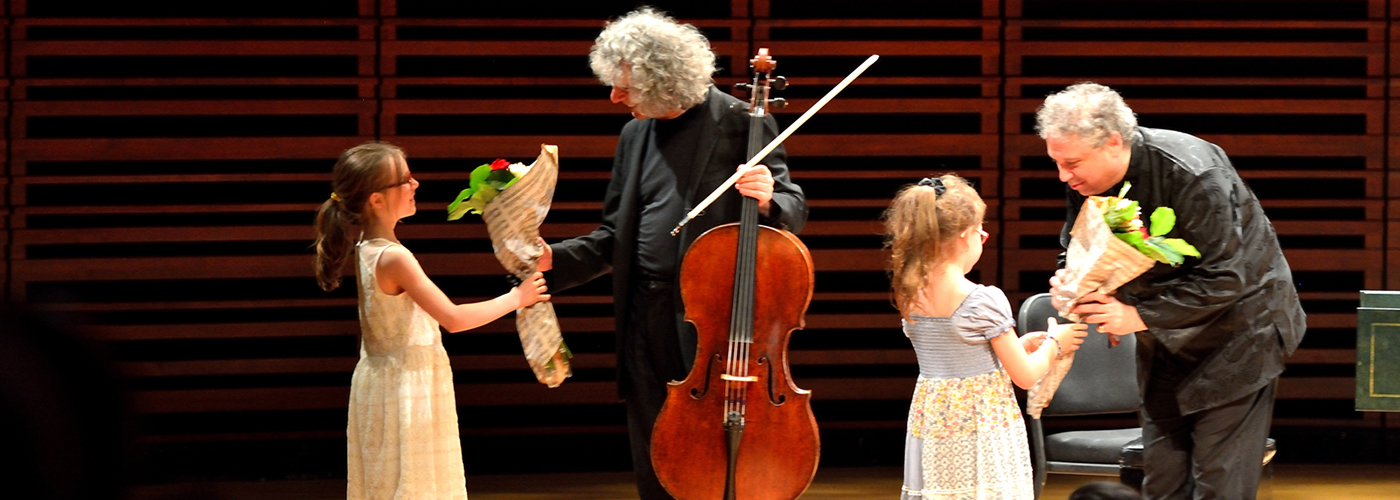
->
[650,47,819,500]
[650,223,819,500]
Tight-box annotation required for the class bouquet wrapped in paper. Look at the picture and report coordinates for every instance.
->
[1026,182,1198,418]
[447,144,572,388]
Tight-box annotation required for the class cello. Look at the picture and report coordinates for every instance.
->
[650,49,820,500]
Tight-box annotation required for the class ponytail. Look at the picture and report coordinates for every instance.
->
[313,197,355,291]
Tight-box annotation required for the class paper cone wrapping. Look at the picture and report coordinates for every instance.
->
[480,144,571,387]
[1026,351,1074,419]
[1026,196,1155,418]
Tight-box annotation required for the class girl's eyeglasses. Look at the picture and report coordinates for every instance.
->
[375,172,415,192]
[977,228,989,244]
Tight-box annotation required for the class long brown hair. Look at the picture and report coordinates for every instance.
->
[313,142,405,291]
[882,174,985,320]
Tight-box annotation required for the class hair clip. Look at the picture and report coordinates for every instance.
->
[918,177,946,197]
[330,192,342,202]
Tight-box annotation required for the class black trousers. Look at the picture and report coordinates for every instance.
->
[622,279,689,500]
[1140,377,1277,500]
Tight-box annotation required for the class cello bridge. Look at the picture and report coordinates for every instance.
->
[720,374,758,383]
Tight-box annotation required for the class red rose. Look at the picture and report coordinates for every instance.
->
[1138,226,1149,239]
[490,159,510,170]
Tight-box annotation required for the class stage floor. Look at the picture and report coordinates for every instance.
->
[130,463,1400,499]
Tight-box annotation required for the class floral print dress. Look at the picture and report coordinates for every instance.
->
[901,285,1033,500]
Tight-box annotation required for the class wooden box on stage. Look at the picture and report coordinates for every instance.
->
[1356,291,1400,412]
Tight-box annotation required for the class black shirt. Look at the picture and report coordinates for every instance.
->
[634,103,706,279]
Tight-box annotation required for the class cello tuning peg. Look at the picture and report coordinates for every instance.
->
[767,97,787,110]
[733,82,753,93]
[770,76,788,91]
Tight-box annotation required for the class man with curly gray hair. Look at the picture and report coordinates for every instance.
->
[539,8,808,499]
[588,7,715,120]
[1041,83,1304,500]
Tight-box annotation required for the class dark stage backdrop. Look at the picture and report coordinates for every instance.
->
[3,0,1396,481]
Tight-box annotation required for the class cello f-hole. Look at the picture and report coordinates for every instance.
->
[690,353,721,399]
[759,356,787,405]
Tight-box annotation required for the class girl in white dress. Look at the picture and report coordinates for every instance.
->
[313,142,550,500]
[883,174,1087,499]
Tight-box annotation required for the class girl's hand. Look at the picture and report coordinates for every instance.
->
[1019,331,1048,354]
[1047,317,1089,355]
[516,271,550,309]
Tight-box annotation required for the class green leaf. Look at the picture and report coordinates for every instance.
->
[1149,207,1176,237]
[484,169,516,191]
[469,164,493,187]
[1138,242,1169,264]
[446,186,478,221]
[1145,238,1184,266]
[1117,181,1133,199]
[463,184,498,215]
[1114,229,1145,248]
[1158,237,1201,259]
[1105,200,1139,229]
[1116,230,1169,264]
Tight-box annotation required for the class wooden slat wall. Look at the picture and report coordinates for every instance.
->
[4,0,1394,476]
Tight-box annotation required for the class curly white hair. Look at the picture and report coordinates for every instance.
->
[1035,82,1139,148]
[589,7,716,117]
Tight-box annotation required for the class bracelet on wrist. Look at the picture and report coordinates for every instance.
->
[1047,336,1063,358]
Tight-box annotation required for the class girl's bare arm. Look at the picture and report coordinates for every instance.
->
[377,245,549,332]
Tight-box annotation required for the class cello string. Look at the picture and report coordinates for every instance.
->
[725,223,763,417]
[733,333,744,414]
[736,212,755,419]
[741,342,749,416]
[728,199,756,421]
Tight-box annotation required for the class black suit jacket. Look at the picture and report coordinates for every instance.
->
[550,86,808,393]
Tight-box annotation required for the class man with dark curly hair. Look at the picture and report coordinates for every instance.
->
[539,7,808,499]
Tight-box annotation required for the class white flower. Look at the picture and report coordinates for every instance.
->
[508,162,531,178]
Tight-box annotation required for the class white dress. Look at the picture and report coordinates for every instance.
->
[901,285,1034,499]
[347,239,468,500]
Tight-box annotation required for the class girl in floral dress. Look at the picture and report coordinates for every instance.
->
[884,174,1088,499]
[313,142,551,500]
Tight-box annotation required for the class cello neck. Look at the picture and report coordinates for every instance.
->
[728,48,780,345]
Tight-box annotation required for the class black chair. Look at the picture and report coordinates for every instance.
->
[1018,292,1142,498]
[1017,292,1276,499]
